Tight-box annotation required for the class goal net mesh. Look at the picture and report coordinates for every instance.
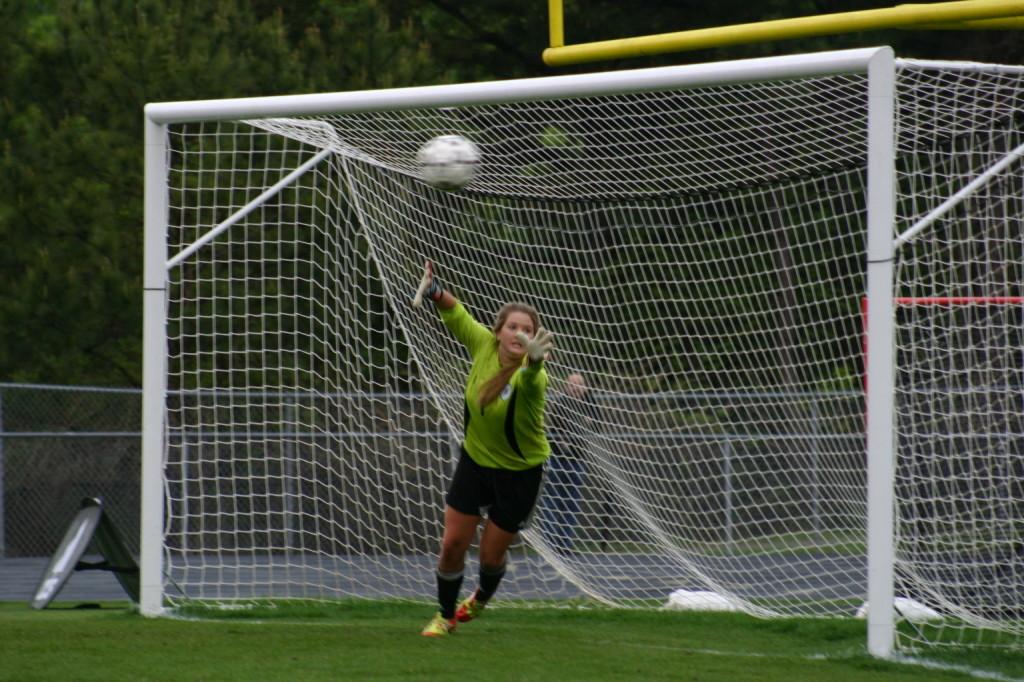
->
[160,58,1024,650]
[892,62,1024,649]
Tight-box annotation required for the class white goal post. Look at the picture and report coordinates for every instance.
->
[142,46,1024,658]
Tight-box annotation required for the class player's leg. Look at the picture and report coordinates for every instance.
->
[424,449,489,637]
[457,463,543,623]
[456,519,516,622]
[439,504,481,573]
[423,506,480,636]
[476,519,517,597]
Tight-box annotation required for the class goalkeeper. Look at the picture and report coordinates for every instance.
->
[415,261,554,638]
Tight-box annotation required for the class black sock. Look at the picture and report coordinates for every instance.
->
[436,569,464,619]
[476,562,506,604]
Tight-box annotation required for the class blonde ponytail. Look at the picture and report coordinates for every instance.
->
[478,362,521,408]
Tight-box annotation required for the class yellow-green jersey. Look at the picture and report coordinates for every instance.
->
[439,302,550,470]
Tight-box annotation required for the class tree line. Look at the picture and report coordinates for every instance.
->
[2,0,1020,387]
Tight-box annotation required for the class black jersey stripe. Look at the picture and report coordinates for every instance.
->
[503,387,527,461]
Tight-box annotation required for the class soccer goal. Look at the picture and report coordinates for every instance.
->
[142,46,1024,657]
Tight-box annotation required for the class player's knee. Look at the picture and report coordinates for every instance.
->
[477,547,507,568]
[439,536,471,562]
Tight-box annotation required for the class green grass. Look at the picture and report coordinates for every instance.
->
[1,600,1021,681]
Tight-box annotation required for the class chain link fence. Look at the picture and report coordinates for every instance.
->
[0,383,142,558]
[1,383,865,561]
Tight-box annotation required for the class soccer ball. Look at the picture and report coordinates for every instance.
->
[416,135,481,191]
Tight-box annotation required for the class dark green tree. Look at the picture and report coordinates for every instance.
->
[1,0,1020,386]
[0,0,465,386]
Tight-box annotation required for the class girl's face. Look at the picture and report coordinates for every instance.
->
[496,311,535,360]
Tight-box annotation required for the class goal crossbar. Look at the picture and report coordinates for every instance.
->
[144,48,884,124]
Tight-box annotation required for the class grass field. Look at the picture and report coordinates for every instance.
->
[1,600,1021,681]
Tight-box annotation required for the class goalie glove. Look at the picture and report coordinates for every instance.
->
[515,327,554,363]
[412,260,442,307]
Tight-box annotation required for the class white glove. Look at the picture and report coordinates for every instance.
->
[515,327,554,363]
[412,260,442,308]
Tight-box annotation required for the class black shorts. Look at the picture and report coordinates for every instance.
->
[445,448,544,534]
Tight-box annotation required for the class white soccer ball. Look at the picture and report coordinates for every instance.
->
[416,134,481,191]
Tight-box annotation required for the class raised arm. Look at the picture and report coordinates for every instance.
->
[414,260,492,353]
[412,260,455,310]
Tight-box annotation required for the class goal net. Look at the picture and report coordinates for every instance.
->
[144,49,1024,653]
[892,297,1024,650]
